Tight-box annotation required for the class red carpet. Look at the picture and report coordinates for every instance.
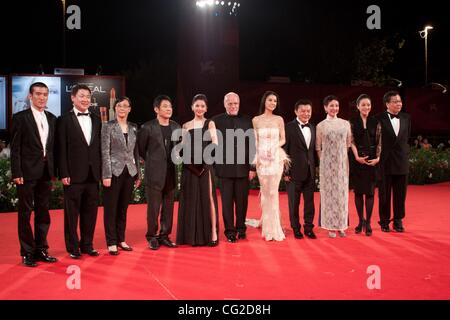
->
[1,183,450,300]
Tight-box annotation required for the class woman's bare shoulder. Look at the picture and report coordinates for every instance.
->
[275,115,285,123]
[182,120,193,130]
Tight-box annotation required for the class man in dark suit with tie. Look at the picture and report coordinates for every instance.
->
[11,82,58,267]
[212,92,256,243]
[138,95,181,250]
[57,84,102,258]
[283,99,317,239]
[376,91,411,232]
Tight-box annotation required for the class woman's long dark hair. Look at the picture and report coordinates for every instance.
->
[258,90,281,115]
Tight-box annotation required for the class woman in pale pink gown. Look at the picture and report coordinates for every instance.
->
[246,91,288,241]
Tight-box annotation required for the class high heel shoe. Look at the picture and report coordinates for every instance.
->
[355,220,365,234]
[365,223,372,236]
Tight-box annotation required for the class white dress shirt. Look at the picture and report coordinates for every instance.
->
[31,106,49,156]
[297,118,311,149]
[388,113,400,136]
[74,108,92,145]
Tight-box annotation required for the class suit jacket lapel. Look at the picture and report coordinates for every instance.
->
[383,112,397,139]
[398,114,407,138]
[70,111,89,146]
[293,120,308,149]
[310,124,315,149]
[152,119,165,155]
[90,116,99,145]
[44,111,53,151]
[112,120,127,151]
[26,109,44,149]
[128,123,137,152]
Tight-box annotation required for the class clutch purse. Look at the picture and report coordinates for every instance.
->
[358,146,376,160]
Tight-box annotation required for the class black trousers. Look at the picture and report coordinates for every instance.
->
[218,176,249,237]
[63,173,99,253]
[103,167,135,246]
[17,171,51,256]
[378,174,408,225]
[286,172,315,232]
[145,172,175,241]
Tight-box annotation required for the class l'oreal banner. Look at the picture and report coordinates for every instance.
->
[11,75,124,121]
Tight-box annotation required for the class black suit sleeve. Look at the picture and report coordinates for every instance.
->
[10,114,23,179]
[283,124,291,176]
[407,114,411,140]
[132,125,141,180]
[137,124,149,161]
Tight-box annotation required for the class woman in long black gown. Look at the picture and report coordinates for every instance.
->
[350,94,381,236]
[176,94,219,246]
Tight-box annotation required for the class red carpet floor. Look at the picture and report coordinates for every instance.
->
[1,183,450,300]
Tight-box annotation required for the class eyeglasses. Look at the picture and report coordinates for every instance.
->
[117,105,131,109]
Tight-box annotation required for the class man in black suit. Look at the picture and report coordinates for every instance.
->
[11,82,58,267]
[57,84,102,258]
[283,99,317,239]
[138,95,181,250]
[212,92,256,243]
[376,91,411,232]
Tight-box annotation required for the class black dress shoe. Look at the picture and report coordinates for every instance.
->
[22,254,37,267]
[118,243,133,251]
[238,232,246,240]
[149,238,160,250]
[393,220,405,232]
[34,250,57,263]
[355,220,365,234]
[365,224,373,236]
[159,238,177,248]
[208,240,219,247]
[69,251,82,259]
[227,235,237,243]
[381,225,391,232]
[108,249,119,256]
[305,231,317,239]
[81,249,99,256]
[293,230,304,239]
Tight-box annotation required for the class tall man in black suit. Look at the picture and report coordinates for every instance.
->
[376,91,411,232]
[57,85,102,258]
[138,95,181,250]
[212,92,256,243]
[11,82,58,267]
[283,99,317,239]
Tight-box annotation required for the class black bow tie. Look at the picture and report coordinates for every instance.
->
[77,112,90,116]
[300,123,310,129]
[388,112,399,119]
